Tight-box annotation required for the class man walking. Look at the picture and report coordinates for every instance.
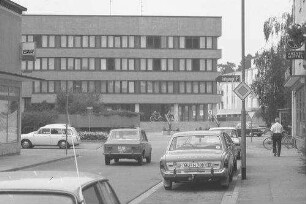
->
[270,117,283,157]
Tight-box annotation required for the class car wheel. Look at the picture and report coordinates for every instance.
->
[137,155,143,166]
[21,139,32,149]
[105,156,111,165]
[146,152,152,163]
[220,175,230,188]
[163,179,172,190]
[114,158,119,163]
[58,140,69,149]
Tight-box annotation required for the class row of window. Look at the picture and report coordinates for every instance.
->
[22,35,216,49]
[22,58,215,72]
[33,80,214,94]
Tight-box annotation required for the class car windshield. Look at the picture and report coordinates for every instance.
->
[109,130,139,140]
[169,135,222,150]
[0,192,75,204]
[212,129,237,138]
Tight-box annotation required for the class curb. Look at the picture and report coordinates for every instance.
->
[1,155,78,172]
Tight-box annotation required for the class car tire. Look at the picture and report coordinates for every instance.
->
[146,152,152,163]
[58,140,69,149]
[220,175,230,188]
[105,156,111,165]
[114,158,119,163]
[163,179,172,190]
[21,139,32,149]
[137,155,143,166]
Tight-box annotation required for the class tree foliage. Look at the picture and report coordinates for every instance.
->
[251,13,292,126]
[217,62,236,74]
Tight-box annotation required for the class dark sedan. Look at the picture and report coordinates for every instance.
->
[103,128,152,165]
[160,131,236,190]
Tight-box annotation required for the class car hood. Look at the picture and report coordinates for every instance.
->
[165,150,223,161]
[105,139,140,145]
[21,131,36,137]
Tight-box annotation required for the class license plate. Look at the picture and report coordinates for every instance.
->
[182,162,213,168]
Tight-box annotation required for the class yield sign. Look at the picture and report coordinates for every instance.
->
[234,82,252,100]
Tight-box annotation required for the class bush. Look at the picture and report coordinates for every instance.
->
[79,131,108,141]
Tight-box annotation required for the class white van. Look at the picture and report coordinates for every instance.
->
[21,124,80,149]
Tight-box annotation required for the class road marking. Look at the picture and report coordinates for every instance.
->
[127,181,163,204]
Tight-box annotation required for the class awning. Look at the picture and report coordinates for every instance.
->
[0,71,44,81]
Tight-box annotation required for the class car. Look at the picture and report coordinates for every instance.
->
[160,131,236,190]
[209,127,241,159]
[103,128,152,165]
[21,124,80,149]
[0,171,120,204]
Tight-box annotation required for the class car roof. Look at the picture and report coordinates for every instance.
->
[42,124,73,128]
[110,128,140,132]
[171,130,222,138]
[0,171,107,199]
[209,127,236,130]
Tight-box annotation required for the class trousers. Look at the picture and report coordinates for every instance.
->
[272,133,282,156]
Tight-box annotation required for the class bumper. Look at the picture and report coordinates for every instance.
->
[103,153,142,159]
[161,168,229,182]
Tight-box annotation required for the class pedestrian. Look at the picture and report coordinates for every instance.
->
[270,117,283,157]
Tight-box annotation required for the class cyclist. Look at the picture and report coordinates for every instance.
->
[270,117,283,157]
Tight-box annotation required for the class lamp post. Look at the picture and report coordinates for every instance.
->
[65,93,69,156]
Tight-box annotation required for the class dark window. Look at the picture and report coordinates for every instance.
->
[185,37,200,49]
[107,58,115,70]
[153,59,161,71]
[192,59,200,71]
[73,81,82,93]
[147,36,161,48]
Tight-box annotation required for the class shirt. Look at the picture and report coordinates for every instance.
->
[270,122,283,133]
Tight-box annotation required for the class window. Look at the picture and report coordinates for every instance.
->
[35,58,41,70]
[82,184,101,204]
[154,81,159,93]
[185,37,199,49]
[128,59,134,70]
[82,36,89,47]
[122,81,128,93]
[186,59,192,71]
[82,81,88,93]
[193,82,199,93]
[147,81,153,93]
[48,58,55,70]
[89,58,95,70]
[27,61,33,70]
[60,81,67,92]
[173,37,179,48]
[89,81,95,92]
[141,36,146,48]
[128,36,134,48]
[206,37,213,49]
[101,81,107,93]
[108,81,114,93]
[114,36,121,48]
[179,82,185,93]
[161,59,167,71]
[168,36,174,48]
[61,58,67,70]
[68,58,74,70]
[122,59,128,70]
[207,59,213,71]
[21,35,26,43]
[114,81,120,93]
[179,59,185,71]
[48,81,54,93]
[122,36,128,48]
[42,58,48,70]
[179,37,185,48]
[200,59,206,71]
[140,59,146,70]
[75,58,81,70]
[140,81,146,93]
[61,36,67,47]
[34,81,40,93]
[168,82,173,93]
[101,36,107,47]
[108,36,114,47]
[101,59,107,70]
[115,59,121,70]
[89,36,95,47]
[207,82,213,93]
[67,81,73,91]
[82,58,88,70]
[161,82,167,93]
[68,36,74,47]
[192,59,200,71]
[168,59,173,71]
[153,59,161,71]
[146,36,161,48]
[200,37,206,48]
[147,59,153,71]
[41,81,48,93]
[186,82,192,93]
[200,82,206,93]
[42,35,48,47]
[107,58,115,70]
[74,36,81,47]
[21,61,26,70]
[128,81,135,93]
[49,36,55,47]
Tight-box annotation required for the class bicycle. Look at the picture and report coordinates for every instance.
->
[262,132,296,150]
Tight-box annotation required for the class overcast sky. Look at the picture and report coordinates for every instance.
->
[14,0,292,65]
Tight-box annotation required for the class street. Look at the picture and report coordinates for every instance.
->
[20,132,239,204]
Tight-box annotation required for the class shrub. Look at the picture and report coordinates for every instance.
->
[78,131,108,141]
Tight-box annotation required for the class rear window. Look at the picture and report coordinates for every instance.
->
[109,130,139,140]
[169,135,222,151]
[0,192,76,204]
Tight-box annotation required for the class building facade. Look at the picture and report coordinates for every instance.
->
[217,65,260,122]
[21,15,222,121]
[285,0,306,151]
[0,0,26,156]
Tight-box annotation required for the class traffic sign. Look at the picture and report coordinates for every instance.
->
[216,75,240,82]
[248,111,255,119]
[233,82,252,100]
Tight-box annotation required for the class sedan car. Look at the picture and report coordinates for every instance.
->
[0,171,120,204]
[103,128,152,165]
[209,127,241,159]
[160,131,236,190]
[21,124,80,149]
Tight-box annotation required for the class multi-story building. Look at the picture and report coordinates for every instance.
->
[0,0,27,156]
[217,63,260,123]
[285,0,306,151]
[21,15,222,121]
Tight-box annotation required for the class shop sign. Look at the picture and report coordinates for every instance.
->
[286,51,305,59]
[216,75,240,82]
[21,42,36,61]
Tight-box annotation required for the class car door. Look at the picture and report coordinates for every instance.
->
[141,130,151,157]
[32,128,51,145]
[50,128,63,145]
[222,134,234,167]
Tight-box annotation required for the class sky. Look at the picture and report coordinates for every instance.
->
[13,0,293,66]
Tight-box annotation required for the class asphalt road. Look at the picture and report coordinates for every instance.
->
[21,132,238,204]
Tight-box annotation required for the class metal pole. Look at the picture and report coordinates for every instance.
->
[66,93,68,156]
[241,0,247,180]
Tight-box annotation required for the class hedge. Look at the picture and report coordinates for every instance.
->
[78,131,108,141]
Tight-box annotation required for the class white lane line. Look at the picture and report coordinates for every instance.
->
[128,181,163,204]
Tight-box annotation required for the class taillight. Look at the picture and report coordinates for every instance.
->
[160,160,166,171]
[166,162,176,171]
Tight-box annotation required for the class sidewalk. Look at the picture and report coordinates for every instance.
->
[235,137,306,204]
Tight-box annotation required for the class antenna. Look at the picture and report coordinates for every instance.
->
[140,0,144,16]
[110,0,112,15]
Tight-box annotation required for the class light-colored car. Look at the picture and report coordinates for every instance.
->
[103,128,152,165]
[0,171,120,204]
[209,127,241,159]
[160,131,236,190]
[21,124,80,149]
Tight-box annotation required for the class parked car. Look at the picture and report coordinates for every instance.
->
[21,124,80,149]
[209,127,241,159]
[160,131,236,190]
[103,128,152,165]
[0,171,120,204]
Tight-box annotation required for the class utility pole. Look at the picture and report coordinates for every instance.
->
[241,0,247,180]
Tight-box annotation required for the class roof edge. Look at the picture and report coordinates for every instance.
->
[0,0,27,14]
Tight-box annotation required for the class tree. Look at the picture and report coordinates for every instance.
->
[237,54,253,71]
[217,61,236,74]
[251,13,292,126]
